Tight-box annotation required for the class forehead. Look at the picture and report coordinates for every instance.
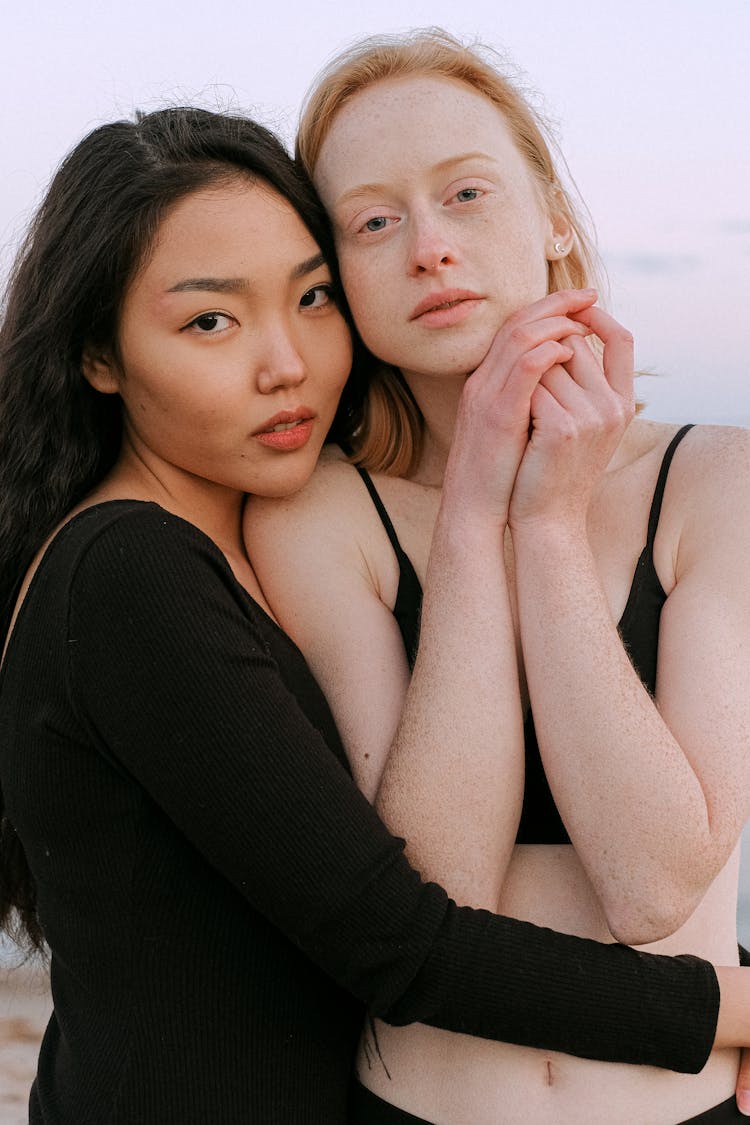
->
[139,180,316,285]
[315,74,523,195]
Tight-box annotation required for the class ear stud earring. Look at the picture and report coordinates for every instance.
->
[553,241,566,255]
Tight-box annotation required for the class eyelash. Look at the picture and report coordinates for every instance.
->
[360,216,394,233]
[184,311,235,334]
[299,283,335,310]
[454,187,482,203]
[181,284,335,334]
[354,186,485,235]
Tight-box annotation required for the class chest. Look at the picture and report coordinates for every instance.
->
[371,469,668,650]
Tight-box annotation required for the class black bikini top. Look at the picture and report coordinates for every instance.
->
[355,423,694,846]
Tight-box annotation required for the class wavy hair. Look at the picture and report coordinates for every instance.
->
[0,105,351,950]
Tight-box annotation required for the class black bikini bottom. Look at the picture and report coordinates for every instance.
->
[349,1082,744,1124]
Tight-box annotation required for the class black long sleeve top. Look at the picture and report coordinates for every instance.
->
[0,502,719,1124]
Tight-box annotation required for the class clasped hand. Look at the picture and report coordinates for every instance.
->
[444,288,635,530]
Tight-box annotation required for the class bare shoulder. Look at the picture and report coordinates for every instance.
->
[662,422,750,508]
[649,421,750,576]
[245,444,374,546]
[243,446,402,607]
[619,417,750,491]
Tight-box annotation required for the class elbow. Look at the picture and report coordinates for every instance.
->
[601,827,731,946]
[602,881,707,947]
[606,908,684,947]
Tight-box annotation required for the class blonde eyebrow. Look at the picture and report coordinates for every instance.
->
[335,153,496,209]
[166,253,327,294]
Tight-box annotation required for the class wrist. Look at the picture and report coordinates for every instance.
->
[714,966,750,1048]
[433,503,508,558]
[438,481,510,535]
[509,512,589,552]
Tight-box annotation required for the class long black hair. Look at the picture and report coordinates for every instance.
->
[0,106,360,950]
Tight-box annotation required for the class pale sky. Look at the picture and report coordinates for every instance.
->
[2,0,749,425]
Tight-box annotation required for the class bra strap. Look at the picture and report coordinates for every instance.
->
[355,466,405,560]
[645,424,694,549]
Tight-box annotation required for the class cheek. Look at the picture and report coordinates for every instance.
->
[328,328,354,395]
[496,217,550,291]
[339,251,394,336]
[346,284,396,353]
[310,320,354,398]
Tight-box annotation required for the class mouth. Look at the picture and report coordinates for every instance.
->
[264,418,309,433]
[254,408,316,451]
[254,408,314,434]
[409,289,484,322]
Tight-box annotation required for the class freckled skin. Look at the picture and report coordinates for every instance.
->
[314,75,555,392]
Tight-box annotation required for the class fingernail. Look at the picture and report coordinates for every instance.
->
[737,1090,750,1115]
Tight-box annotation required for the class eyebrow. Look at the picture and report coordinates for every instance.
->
[166,252,327,294]
[291,251,326,280]
[335,153,496,208]
[167,277,248,294]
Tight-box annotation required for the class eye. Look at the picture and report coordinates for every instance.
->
[184,312,235,334]
[455,187,482,203]
[299,284,334,310]
[357,215,398,234]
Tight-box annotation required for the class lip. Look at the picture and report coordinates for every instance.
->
[253,407,316,452]
[409,289,484,325]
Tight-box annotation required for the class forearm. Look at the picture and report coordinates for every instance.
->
[714,966,750,1049]
[512,520,711,941]
[382,894,721,1073]
[376,509,524,909]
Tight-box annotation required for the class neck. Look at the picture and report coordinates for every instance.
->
[400,366,466,486]
[91,448,247,568]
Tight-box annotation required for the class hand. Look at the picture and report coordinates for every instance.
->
[737,1048,750,1115]
[507,305,635,532]
[442,288,598,524]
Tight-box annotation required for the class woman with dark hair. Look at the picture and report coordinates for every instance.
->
[1,105,750,1124]
[244,29,750,1124]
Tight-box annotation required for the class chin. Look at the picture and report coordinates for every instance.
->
[420,348,492,381]
[253,455,321,500]
[426,329,499,378]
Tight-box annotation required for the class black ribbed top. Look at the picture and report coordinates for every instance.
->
[0,500,718,1123]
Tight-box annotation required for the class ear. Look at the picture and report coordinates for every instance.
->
[81,346,120,395]
[545,212,574,261]
[544,190,574,261]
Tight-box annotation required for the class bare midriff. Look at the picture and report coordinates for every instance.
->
[356,845,741,1125]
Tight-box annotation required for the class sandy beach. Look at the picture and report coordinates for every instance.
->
[0,959,51,1125]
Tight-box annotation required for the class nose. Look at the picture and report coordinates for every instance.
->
[255,324,307,395]
[407,211,456,276]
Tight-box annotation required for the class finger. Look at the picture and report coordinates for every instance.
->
[558,334,605,392]
[511,287,598,327]
[475,317,584,386]
[486,291,597,360]
[736,1048,750,1115]
[529,376,570,430]
[538,362,591,414]
[550,337,635,438]
[500,341,575,409]
[568,307,634,400]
